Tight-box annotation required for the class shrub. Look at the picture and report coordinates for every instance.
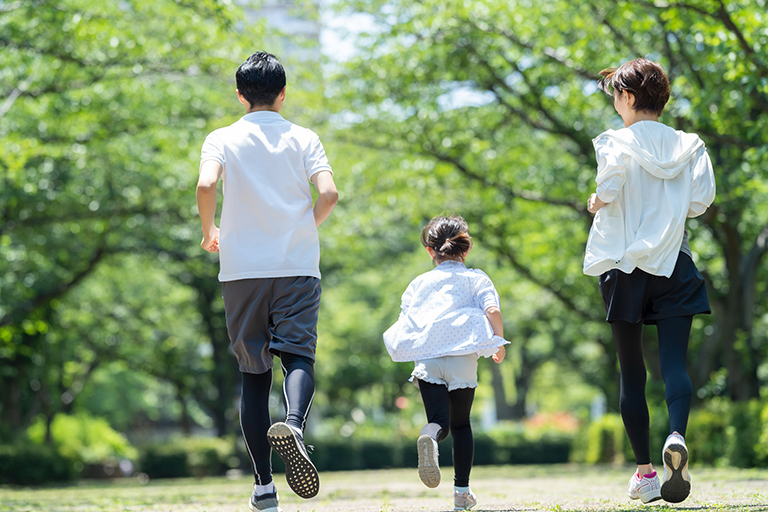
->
[139,436,238,479]
[687,399,729,466]
[725,400,764,468]
[0,444,76,485]
[27,413,137,464]
[590,414,628,464]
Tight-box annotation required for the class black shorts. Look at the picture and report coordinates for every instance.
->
[598,252,710,325]
[222,276,321,374]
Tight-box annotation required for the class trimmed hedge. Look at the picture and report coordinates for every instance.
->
[0,444,76,485]
[572,399,768,467]
[139,436,236,478]
[275,433,570,474]
[136,433,570,479]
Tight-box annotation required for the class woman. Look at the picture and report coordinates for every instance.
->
[584,58,716,504]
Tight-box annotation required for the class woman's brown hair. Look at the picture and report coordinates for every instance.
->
[421,215,471,263]
[598,58,670,116]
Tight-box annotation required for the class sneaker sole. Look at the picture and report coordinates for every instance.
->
[249,503,283,512]
[454,500,477,511]
[267,423,319,499]
[417,434,440,488]
[661,443,691,503]
[636,490,662,504]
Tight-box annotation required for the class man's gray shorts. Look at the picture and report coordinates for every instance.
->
[222,276,321,374]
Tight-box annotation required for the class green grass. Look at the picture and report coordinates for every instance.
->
[1,465,767,511]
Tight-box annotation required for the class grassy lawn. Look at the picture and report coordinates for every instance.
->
[1,465,767,511]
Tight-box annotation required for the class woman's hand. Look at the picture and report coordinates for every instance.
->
[587,193,608,214]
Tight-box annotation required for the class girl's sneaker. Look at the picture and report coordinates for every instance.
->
[454,489,477,511]
[627,470,661,503]
[417,434,440,488]
[661,433,691,503]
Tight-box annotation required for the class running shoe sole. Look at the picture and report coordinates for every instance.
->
[661,443,691,503]
[267,423,319,499]
[417,434,440,488]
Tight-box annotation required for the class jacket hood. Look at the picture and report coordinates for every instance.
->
[594,121,705,179]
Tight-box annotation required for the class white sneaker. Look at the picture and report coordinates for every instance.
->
[627,470,661,503]
[454,489,477,511]
[417,434,440,488]
[661,433,691,503]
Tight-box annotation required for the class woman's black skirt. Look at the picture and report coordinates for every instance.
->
[598,252,710,324]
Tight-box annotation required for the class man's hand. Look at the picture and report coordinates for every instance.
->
[587,193,608,214]
[201,226,220,253]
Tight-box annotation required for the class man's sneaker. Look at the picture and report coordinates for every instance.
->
[267,422,319,499]
[249,490,282,512]
[454,489,477,511]
[627,470,661,503]
[661,433,691,503]
[417,434,440,488]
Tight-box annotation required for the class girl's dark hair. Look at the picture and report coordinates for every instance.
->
[236,51,286,107]
[421,215,472,263]
[597,58,670,116]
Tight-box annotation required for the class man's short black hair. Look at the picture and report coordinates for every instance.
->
[236,52,286,107]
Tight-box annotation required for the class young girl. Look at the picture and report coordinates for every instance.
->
[383,215,507,511]
[584,58,715,504]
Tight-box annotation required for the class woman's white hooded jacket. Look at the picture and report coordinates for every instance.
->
[583,120,716,278]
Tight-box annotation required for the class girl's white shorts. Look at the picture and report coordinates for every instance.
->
[410,353,478,391]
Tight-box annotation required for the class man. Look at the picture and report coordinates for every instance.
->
[196,51,338,512]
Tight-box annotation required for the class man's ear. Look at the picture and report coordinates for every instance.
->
[236,89,249,108]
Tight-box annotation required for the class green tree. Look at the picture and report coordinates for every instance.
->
[0,0,257,439]
[326,0,768,414]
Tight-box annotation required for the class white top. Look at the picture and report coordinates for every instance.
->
[200,111,332,281]
[383,261,508,362]
[583,121,716,278]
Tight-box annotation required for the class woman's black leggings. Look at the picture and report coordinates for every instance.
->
[418,381,475,487]
[240,351,315,485]
[611,316,693,465]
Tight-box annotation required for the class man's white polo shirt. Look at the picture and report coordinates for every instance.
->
[200,111,332,282]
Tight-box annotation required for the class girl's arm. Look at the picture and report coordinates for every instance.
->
[485,306,506,363]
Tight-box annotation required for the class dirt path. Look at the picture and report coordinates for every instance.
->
[1,464,766,511]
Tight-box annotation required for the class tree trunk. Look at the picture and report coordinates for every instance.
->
[489,361,515,420]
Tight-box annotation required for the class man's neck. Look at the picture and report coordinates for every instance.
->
[246,106,280,114]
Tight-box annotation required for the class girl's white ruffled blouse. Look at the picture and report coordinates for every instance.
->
[383,261,507,362]
[583,121,716,278]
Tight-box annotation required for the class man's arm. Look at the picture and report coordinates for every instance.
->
[196,160,223,252]
[310,170,338,227]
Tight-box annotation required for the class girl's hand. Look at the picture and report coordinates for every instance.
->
[492,345,506,364]
[587,193,608,214]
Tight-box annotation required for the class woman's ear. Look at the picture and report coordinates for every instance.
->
[426,247,436,260]
[625,91,636,109]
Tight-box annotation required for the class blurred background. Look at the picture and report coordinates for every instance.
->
[1,0,767,485]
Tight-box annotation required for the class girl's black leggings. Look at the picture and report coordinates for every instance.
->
[611,316,693,465]
[418,380,475,487]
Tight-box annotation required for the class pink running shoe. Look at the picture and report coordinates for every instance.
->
[628,470,661,503]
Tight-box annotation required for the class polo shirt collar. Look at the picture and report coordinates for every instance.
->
[242,111,284,122]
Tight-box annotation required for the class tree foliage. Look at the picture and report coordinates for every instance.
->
[0,0,257,439]
[324,0,768,414]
